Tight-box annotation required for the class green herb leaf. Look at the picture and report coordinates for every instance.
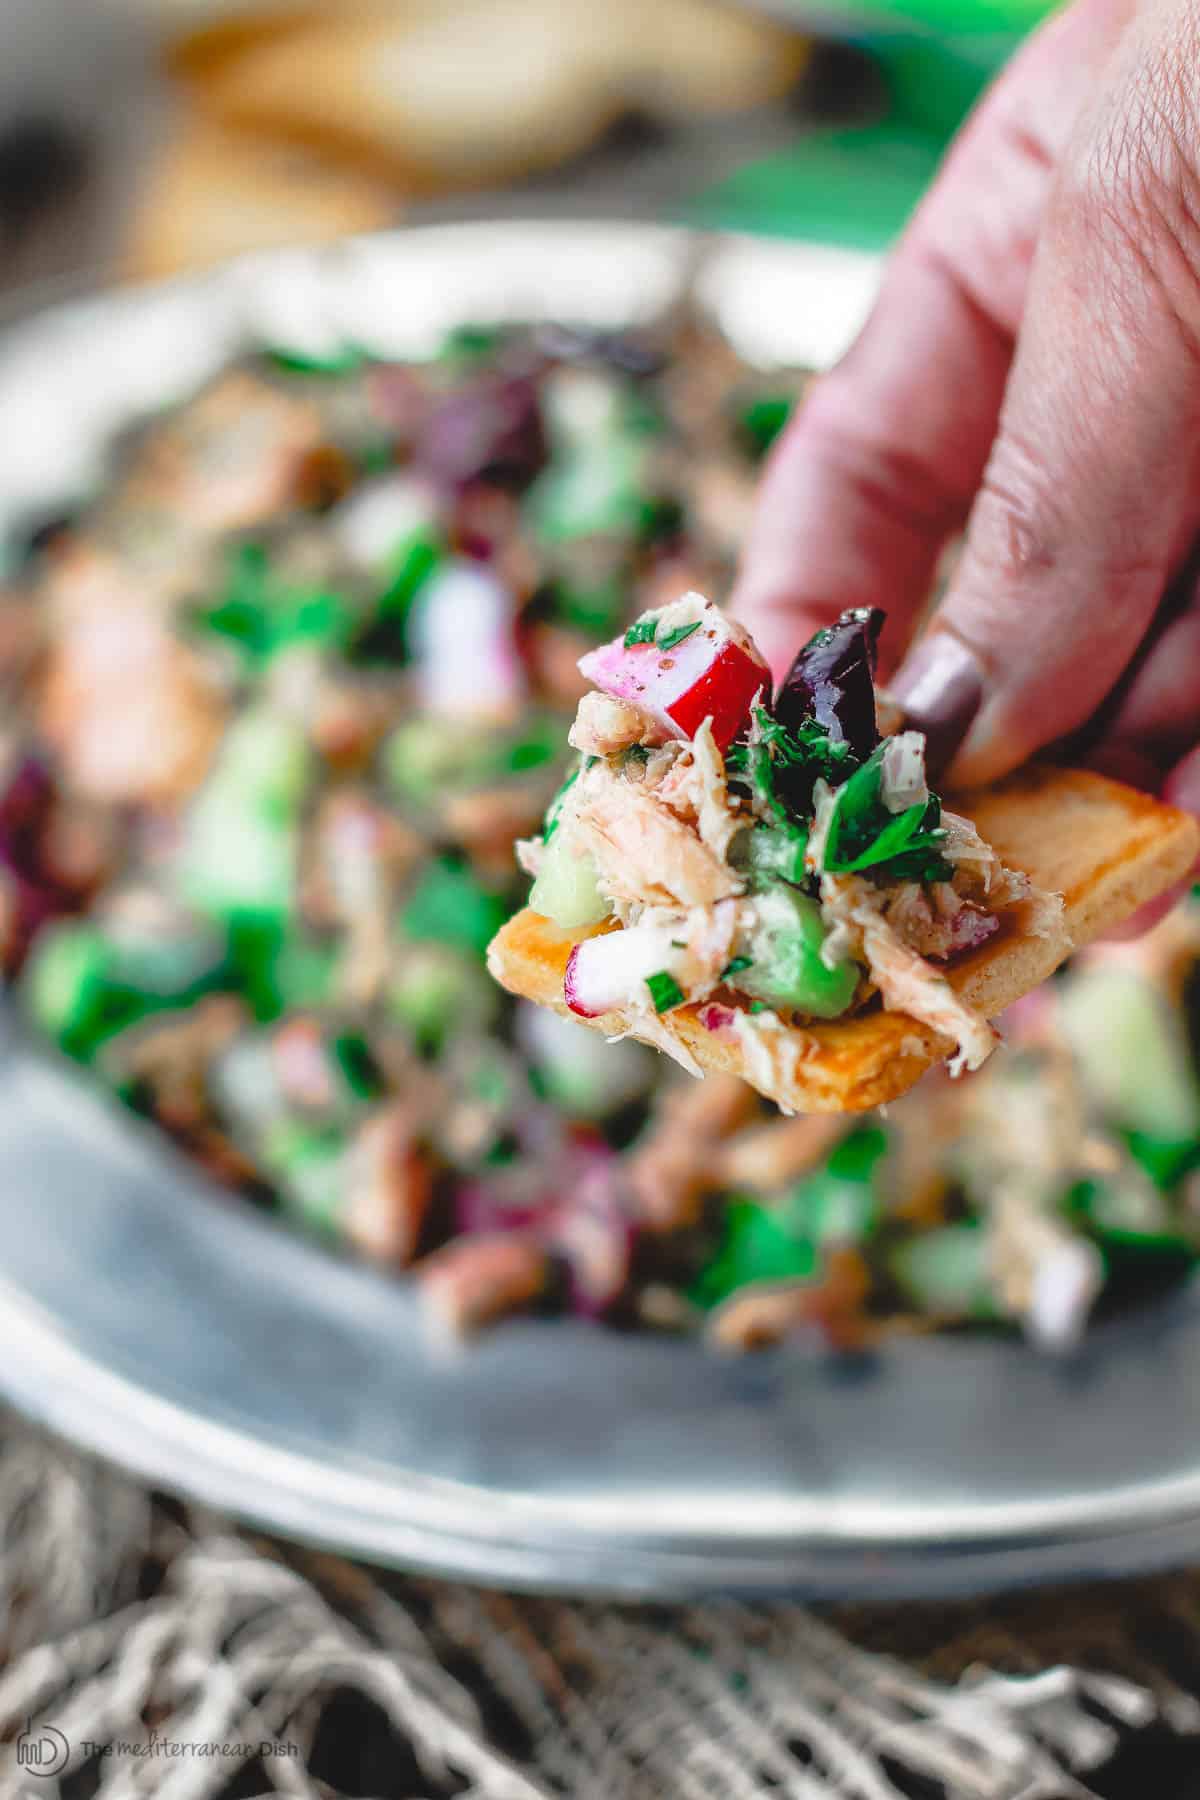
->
[721,955,753,980]
[737,394,792,459]
[831,803,945,874]
[826,1125,889,1183]
[658,620,702,652]
[399,857,508,959]
[330,1032,385,1102]
[624,618,658,647]
[820,740,952,881]
[728,707,852,832]
[689,1198,817,1309]
[646,970,685,1013]
[266,344,366,377]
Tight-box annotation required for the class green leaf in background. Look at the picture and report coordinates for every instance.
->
[684,32,1053,254]
[687,122,946,253]
[398,857,509,959]
[737,395,793,460]
[1122,1132,1200,1195]
[1064,1174,1194,1260]
[266,345,367,378]
[889,1222,999,1320]
[691,1199,818,1309]
[827,1125,889,1183]
[197,542,356,669]
[693,1127,888,1309]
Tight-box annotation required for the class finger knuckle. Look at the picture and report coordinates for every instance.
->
[969,432,1067,588]
[1061,40,1200,290]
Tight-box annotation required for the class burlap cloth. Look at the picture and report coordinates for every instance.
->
[2,1410,1199,1798]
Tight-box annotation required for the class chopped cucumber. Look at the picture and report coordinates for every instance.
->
[730,888,858,1019]
[1065,1173,1194,1254]
[398,857,508,958]
[517,1001,652,1117]
[22,913,229,1059]
[221,708,312,820]
[263,1120,346,1236]
[21,922,112,1058]
[1058,966,1200,1141]
[384,712,561,803]
[528,829,609,931]
[182,801,298,925]
[889,1223,999,1320]
[732,822,808,888]
[690,1198,818,1310]
[387,942,499,1051]
[382,715,477,805]
[273,934,338,1010]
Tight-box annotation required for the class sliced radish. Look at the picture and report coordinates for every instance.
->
[577,592,768,751]
[407,557,524,716]
[564,922,691,1019]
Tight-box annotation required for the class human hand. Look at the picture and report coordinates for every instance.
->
[733,0,1200,844]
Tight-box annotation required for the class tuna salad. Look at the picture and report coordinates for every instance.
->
[1,297,1195,1353]
[515,595,1063,1089]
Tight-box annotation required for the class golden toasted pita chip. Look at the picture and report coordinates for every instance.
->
[487,767,1200,1114]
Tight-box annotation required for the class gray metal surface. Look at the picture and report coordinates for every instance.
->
[1,225,1196,1598]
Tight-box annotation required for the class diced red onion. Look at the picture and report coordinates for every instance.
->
[418,374,547,493]
[698,1003,738,1038]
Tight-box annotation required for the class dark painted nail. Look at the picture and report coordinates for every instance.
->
[889,633,983,777]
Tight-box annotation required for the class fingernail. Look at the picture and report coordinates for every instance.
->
[889,632,983,775]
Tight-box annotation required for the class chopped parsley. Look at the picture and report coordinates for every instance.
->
[646,970,685,1013]
[821,743,952,882]
[330,1031,385,1102]
[621,616,702,653]
[721,955,753,981]
[727,708,853,830]
[657,619,702,652]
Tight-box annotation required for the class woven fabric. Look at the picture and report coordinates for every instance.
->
[0,1411,1196,1800]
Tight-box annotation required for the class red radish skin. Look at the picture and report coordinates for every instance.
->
[578,602,768,751]
[564,942,604,1018]
[664,640,768,746]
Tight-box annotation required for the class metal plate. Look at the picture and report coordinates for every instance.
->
[3,224,1199,1599]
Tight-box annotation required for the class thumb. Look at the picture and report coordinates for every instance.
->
[893,0,1200,787]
